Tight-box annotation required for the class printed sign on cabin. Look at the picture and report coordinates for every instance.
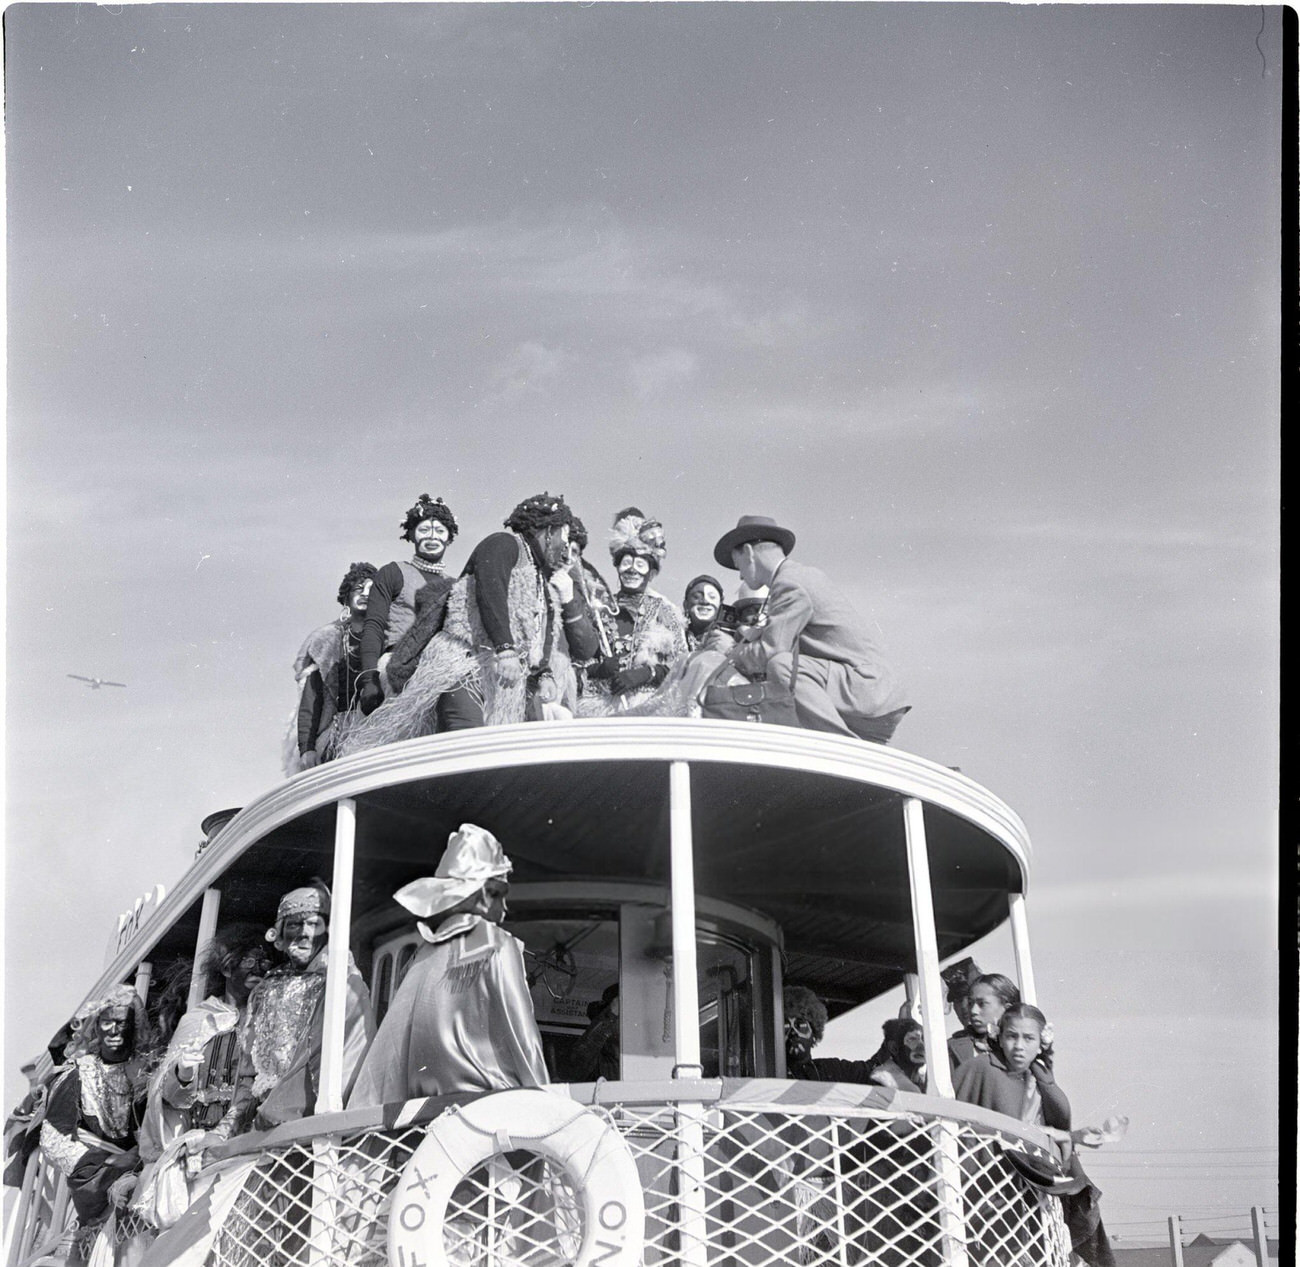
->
[104,884,167,966]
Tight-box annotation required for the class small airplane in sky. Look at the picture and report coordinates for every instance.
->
[68,674,127,690]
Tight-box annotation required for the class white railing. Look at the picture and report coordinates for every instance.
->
[197,1088,1070,1267]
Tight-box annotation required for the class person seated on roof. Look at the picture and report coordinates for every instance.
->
[213,883,374,1137]
[339,494,601,749]
[353,494,461,720]
[39,987,152,1254]
[782,987,878,1083]
[284,562,377,774]
[132,927,269,1221]
[712,515,910,743]
[733,589,768,628]
[578,509,689,715]
[682,574,725,651]
[867,1019,928,1093]
[348,825,548,1104]
[569,516,618,633]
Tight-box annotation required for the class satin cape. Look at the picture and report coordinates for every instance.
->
[347,914,548,1107]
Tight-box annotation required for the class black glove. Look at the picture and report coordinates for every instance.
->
[359,677,384,716]
[585,657,621,682]
[611,664,654,694]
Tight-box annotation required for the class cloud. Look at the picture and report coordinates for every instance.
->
[482,339,573,406]
[630,348,698,398]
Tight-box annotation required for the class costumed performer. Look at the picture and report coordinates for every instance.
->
[682,574,727,651]
[283,562,376,775]
[131,928,269,1227]
[355,493,460,716]
[578,508,688,715]
[339,492,600,749]
[866,1019,927,1093]
[39,986,152,1249]
[212,882,374,1137]
[713,515,910,743]
[347,824,548,1104]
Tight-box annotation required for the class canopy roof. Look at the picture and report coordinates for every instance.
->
[102,720,1032,1013]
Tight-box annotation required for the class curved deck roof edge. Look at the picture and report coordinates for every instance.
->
[91,720,1031,1011]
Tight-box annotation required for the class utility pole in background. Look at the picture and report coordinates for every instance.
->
[1250,1206,1269,1264]
[1167,1215,1185,1267]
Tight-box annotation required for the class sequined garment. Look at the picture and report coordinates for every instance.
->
[75,1057,136,1141]
[247,970,326,1097]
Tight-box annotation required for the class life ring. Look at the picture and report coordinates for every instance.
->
[387,1089,645,1267]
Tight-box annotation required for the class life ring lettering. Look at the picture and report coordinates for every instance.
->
[388,1089,645,1267]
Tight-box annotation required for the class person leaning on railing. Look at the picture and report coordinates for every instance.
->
[38,987,152,1238]
[712,515,910,743]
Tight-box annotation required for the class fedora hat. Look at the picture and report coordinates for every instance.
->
[713,516,796,569]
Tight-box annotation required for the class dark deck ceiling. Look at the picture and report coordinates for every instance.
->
[192,757,1021,1010]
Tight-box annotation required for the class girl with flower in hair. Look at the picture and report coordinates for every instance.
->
[955,1005,1121,1267]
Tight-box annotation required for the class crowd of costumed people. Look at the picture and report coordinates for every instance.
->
[3,493,1126,1267]
[6,837,1123,1267]
[285,490,912,774]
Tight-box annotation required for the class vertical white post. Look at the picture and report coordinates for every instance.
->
[133,961,153,1005]
[1250,1206,1268,1264]
[1008,892,1038,1006]
[189,887,223,1008]
[669,762,708,1267]
[903,797,969,1267]
[1168,1215,1185,1266]
[316,796,357,1114]
[903,798,953,1098]
[903,972,921,1022]
[5,1152,40,1267]
[669,762,702,1078]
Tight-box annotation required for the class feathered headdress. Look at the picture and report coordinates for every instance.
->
[609,509,667,567]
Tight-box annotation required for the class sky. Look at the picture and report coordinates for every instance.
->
[2,2,1281,1247]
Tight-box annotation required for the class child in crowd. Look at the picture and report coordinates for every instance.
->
[947,971,1020,1070]
[953,1003,1069,1130]
[956,1004,1118,1267]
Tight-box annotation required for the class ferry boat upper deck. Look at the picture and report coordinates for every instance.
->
[8,718,1072,1267]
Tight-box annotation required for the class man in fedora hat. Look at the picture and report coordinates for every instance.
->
[712,515,910,743]
[347,825,548,1105]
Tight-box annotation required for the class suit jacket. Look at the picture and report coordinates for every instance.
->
[735,559,908,711]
